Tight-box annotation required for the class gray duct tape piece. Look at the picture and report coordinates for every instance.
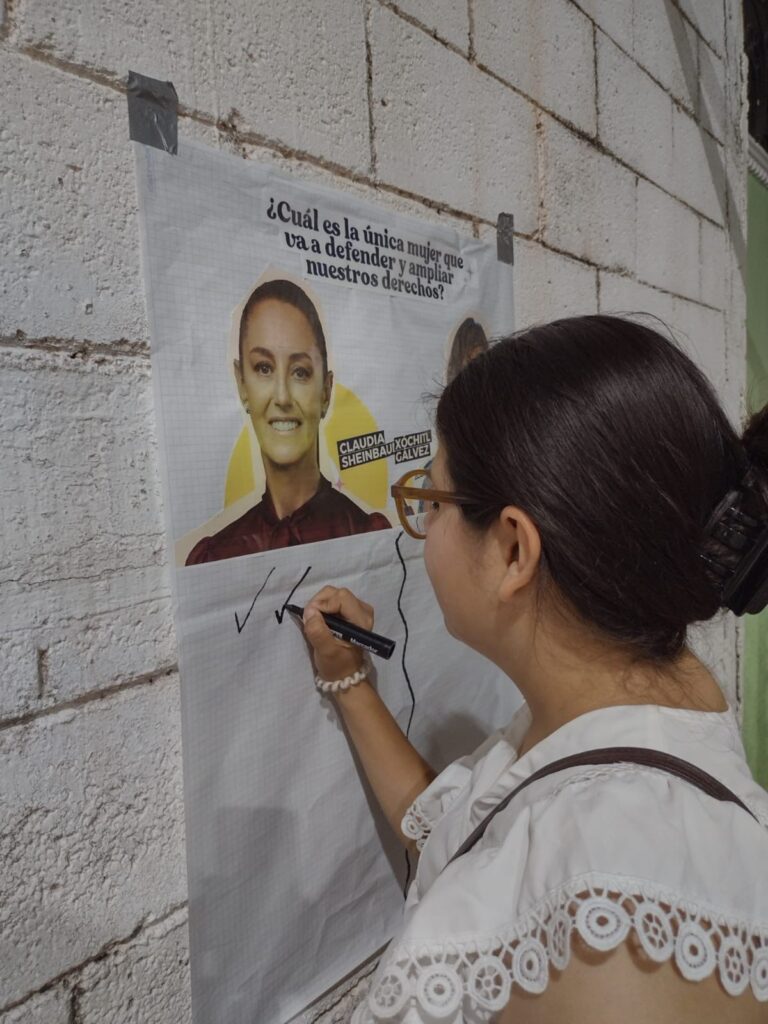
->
[127,70,179,154]
[496,213,514,265]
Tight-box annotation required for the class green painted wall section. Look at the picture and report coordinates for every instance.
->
[744,169,768,789]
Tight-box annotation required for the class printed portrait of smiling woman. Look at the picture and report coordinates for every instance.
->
[185,279,391,565]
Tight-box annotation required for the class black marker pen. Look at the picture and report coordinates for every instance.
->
[285,604,396,660]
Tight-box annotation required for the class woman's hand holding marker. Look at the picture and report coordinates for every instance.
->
[301,586,374,687]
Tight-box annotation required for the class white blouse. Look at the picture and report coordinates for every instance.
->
[351,700,768,1023]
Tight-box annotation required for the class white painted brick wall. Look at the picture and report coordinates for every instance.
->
[370,4,539,229]
[698,36,727,144]
[392,0,470,53]
[0,679,185,1006]
[207,0,371,171]
[573,0,632,45]
[502,237,600,325]
[473,0,596,136]
[0,51,217,344]
[540,113,637,272]
[635,177,700,300]
[632,0,699,114]
[13,0,216,112]
[0,53,148,343]
[598,270,730,418]
[700,219,728,309]
[76,907,191,1023]
[671,102,725,223]
[0,2,747,1021]
[0,347,174,720]
[677,0,726,58]
[13,0,371,172]
[0,988,70,1024]
[597,32,676,195]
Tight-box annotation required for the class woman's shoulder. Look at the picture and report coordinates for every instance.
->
[507,762,768,912]
[425,758,768,930]
[185,501,269,564]
[400,703,531,851]
[371,759,768,1023]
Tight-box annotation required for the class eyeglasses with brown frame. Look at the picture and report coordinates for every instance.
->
[390,468,475,539]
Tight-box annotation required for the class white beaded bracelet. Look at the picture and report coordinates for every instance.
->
[315,656,371,694]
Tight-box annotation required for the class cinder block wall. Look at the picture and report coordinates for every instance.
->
[0,2,747,1021]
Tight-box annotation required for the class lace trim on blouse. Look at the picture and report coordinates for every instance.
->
[351,872,768,1023]
[401,787,464,852]
[400,798,435,852]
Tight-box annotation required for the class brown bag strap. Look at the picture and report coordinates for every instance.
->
[445,746,762,871]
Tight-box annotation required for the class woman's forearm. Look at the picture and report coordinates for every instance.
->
[332,679,436,853]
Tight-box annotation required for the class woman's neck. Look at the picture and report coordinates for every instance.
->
[506,643,728,761]
[264,456,322,520]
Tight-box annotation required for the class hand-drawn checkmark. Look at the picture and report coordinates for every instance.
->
[234,566,276,634]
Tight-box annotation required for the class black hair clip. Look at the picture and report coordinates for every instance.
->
[700,474,768,616]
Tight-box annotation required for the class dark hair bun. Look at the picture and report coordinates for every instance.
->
[741,404,768,518]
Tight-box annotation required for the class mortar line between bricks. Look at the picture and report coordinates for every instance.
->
[377,0,470,58]
[534,110,546,241]
[613,275,723,313]
[0,664,178,733]
[17,43,127,95]
[0,335,150,359]
[530,237,725,313]
[1,561,164,588]
[2,595,173,634]
[592,21,599,140]
[565,0,630,56]
[14,34,725,234]
[364,0,378,178]
[667,0,725,61]
[0,901,189,1016]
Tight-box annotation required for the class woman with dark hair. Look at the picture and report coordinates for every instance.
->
[186,279,389,564]
[297,315,768,1022]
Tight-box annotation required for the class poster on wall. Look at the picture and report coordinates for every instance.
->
[134,137,520,1024]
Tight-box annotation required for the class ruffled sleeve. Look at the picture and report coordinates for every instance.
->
[400,761,473,852]
[399,716,528,853]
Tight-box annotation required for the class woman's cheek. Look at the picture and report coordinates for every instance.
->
[423,527,443,593]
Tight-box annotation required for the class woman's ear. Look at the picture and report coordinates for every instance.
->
[321,369,334,417]
[497,506,541,604]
